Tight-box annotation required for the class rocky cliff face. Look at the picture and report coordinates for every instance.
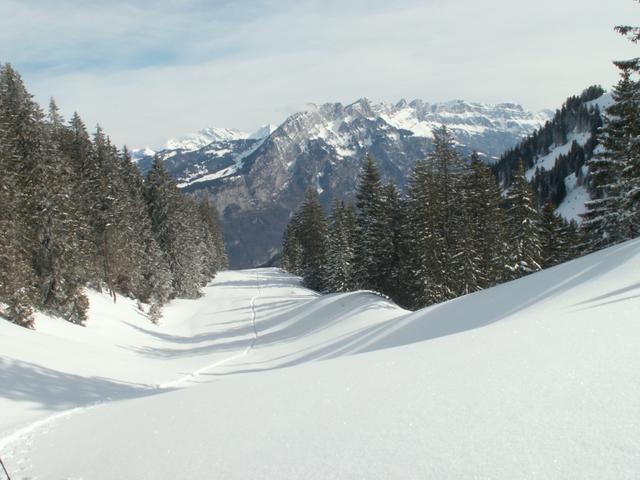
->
[136,98,550,267]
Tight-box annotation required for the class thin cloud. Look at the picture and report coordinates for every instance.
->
[1,0,637,148]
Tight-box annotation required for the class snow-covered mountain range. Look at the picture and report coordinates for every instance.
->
[135,97,551,267]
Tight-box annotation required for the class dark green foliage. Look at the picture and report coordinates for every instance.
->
[493,86,604,209]
[297,189,329,291]
[325,200,357,292]
[459,153,510,290]
[505,163,543,276]
[353,153,392,293]
[582,16,640,249]
[281,188,329,291]
[0,63,226,328]
[281,140,580,311]
[281,211,304,276]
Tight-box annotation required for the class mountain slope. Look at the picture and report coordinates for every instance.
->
[1,239,639,479]
[493,86,608,221]
[139,97,548,267]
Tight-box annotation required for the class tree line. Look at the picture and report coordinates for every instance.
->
[281,13,640,309]
[281,127,582,310]
[0,64,227,328]
[492,85,604,209]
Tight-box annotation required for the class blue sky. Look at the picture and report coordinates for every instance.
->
[1,0,638,148]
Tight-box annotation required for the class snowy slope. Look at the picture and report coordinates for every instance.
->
[1,239,640,479]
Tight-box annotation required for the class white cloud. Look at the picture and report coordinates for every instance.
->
[2,0,638,147]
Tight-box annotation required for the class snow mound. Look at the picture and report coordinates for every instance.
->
[1,239,639,479]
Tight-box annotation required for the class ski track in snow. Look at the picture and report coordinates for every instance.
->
[0,273,265,472]
[159,271,261,389]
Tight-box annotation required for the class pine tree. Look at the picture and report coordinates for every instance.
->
[403,158,439,308]
[325,200,357,292]
[464,153,510,289]
[378,182,403,299]
[281,211,304,276]
[36,99,90,323]
[540,200,565,268]
[353,153,388,293]
[0,63,40,327]
[582,10,640,248]
[146,156,204,298]
[296,188,329,291]
[582,66,635,249]
[505,162,543,277]
[423,126,469,302]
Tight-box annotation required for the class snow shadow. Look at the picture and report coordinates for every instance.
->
[0,358,167,412]
[217,239,640,374]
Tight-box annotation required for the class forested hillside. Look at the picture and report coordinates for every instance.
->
[282,129,582,310]
[492,86,605,210]
[0,64,227,329]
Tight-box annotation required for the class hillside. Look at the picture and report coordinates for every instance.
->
[493,86,608,221]
[1,239,639,479]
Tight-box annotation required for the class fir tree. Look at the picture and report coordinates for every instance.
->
[325,200,357,293]
[540,200,566,268]
[505,163,543,277]
[281,211,304,276]
[146,156,204,299]
[464,152,510,288]
[353,153,388,293]
[296,188,329,291]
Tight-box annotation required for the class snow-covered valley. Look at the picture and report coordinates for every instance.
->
[1,239,640,479]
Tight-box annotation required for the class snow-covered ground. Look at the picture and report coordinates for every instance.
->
[1,239,640,479]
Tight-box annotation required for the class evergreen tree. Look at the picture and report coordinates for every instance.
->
[353,153,388,293]
[377,182,403,299]
[325,200,357,292]
[505,163,543,277]
[582,67,634,248]
[540,200,566,268]
[422,126,469,303]
[281,211,304,276]
[146,156,204,299]
[0,63,37,327]
[403,158,439,308]
[296,188,329,291]
[456,152,509,293]
[583,11,640,248]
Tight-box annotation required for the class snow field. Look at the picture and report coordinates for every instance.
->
[1,240,639,478]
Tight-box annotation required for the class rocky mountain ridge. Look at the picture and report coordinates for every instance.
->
[135,97,551,267]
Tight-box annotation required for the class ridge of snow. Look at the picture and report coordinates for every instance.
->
[165,127,250,151]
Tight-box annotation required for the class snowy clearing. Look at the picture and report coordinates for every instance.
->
[1,240,640,479]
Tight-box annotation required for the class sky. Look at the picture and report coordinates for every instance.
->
[1,0,638,149]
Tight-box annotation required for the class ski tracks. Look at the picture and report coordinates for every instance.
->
[160,270,261,388]
[0,271,265,473]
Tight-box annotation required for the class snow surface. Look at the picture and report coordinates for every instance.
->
[525,131,592,181]
[1,240,640,479]
[557,169,590,222]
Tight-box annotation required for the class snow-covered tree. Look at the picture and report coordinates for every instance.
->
[505,163,543,277]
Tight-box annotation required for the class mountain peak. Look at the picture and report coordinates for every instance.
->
[249,124,277,140]
[345,97,375,118]
[165,127,249,151]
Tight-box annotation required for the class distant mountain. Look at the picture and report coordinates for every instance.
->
[135,98,551,267]
[492,86,608,223]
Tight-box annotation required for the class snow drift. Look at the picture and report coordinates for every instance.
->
[1,239,639,479]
